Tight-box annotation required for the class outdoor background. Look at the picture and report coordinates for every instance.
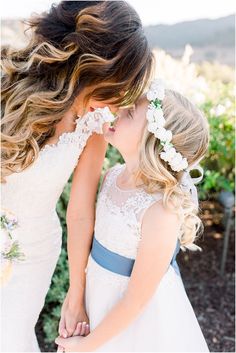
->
[1,0,235,352]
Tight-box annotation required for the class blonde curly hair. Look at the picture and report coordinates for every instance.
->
[137,89,210,250]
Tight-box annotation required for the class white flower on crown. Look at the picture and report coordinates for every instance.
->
[160,145,176,161]
[146,78,188,172]
[154,127,172,143]
[147,108,166,128]
[146,106,156,121]
[147,79,165,101]
[153,109,165,123]
[172,157,188,172]
[160,147,188,172]
[147,122,159,134]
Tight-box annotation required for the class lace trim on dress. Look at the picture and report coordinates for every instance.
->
[39,109,107,155]
[99,164,163,228]
[39,115,92,154]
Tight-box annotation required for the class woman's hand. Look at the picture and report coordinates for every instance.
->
[58,291,90,338]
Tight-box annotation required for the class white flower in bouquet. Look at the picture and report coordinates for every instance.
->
[0,229,12,254]
[86,112,99,131]
[0,209,18,233]
[87,107,116,134]
[1,209,25,285]
[96,106,116,123]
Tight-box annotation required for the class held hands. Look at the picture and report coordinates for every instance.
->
[57,291,90,352]
[56,335,85,352]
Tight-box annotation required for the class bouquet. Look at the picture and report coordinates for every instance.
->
[0,208,25,286]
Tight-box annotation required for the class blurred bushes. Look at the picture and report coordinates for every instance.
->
[199,81,235,199]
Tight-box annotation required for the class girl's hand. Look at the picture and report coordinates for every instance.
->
[58,291,90,338]
[56,335,84,352]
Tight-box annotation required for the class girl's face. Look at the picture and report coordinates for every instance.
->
[103,95,148,157]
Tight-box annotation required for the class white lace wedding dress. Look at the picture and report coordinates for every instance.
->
[1,113,104,352]
[85,164,209,352]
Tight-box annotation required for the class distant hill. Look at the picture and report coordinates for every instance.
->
[144,15,235,66]
[1,15,235,66]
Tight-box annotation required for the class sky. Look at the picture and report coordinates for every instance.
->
[1,0,235,25]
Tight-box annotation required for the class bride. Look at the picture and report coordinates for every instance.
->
[0,1,153,351]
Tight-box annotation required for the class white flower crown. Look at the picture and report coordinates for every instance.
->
[146,79,188,172]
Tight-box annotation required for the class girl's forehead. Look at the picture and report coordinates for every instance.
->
[135,94,149,110]
[138,94,148,104]
[118,94,148,111]
[131,95,149,122]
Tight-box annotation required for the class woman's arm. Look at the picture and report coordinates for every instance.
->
[56,201,181,351]
[59,133,107,337]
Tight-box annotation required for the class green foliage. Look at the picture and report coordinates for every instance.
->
[199,82,235,199]
[103,145,124,172]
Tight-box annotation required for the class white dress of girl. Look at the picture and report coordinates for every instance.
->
[1,113,105,352]
[85,163,209,352]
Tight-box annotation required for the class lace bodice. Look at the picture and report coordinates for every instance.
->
[2,112,104,220]
[94,164,163,259]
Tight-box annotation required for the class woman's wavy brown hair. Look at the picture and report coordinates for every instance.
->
[1,1,153,182]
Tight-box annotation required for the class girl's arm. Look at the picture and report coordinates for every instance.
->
[59,133,107,337]
[56,201,181,351]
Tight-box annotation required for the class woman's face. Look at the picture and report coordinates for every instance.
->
[74,85,119,117]
[87,97,118,113]
[103,95,148,157]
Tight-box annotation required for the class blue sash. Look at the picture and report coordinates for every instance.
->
[91,236,181,277]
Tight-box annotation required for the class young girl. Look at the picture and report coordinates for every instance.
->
[56,79,210,352]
